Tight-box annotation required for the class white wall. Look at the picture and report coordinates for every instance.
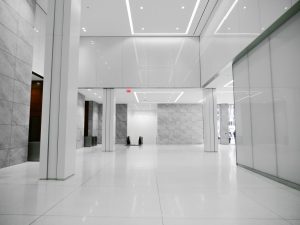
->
[32,3,46,76]
[78,37,200,88]
[200,0,296,86]
[127,104,157,144]
[233,10,300,185]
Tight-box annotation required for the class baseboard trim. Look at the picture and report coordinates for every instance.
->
[237,163,300,191]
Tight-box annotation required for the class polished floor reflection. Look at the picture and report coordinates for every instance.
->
[0,145,299,225]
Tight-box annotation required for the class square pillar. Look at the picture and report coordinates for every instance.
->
[102,89,116,152]
[39,0,81,180]
[219,104,230,145]
[203,89,218,152]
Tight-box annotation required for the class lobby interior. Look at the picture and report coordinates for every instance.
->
[0,0,300,224]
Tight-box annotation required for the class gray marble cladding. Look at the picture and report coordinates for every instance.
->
[157,104,204,145]
[12,103,30,126]
[0,125,11,149]
[2,0,36,25]
[8,146,28,166]
[0,75,14,102]
[0,0,19,33]
[13,80,31,105]
[0,100,12,125]
[0,149,9,168]
[76,101,127,146]
[0,50,15,78]
[116,104,127,144]
[92,102,99,137]
[219,104,230,145]
[76,93,85,149]
[0,23,18,56]
[97,104,102,144]
[0,0,35,169]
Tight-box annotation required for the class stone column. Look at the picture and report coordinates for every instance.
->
[102,89,116,152]
[39,0,81,180]
[219,104,230,145]
[203,89,218,152]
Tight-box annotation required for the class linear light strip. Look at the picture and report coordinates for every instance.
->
[125,0,134,34]
[215,0,239,34]
[174,92,184,102]
[185,0,201,34]
[224,80,233,87]
[134,91,140,103]
[126,0,201,35]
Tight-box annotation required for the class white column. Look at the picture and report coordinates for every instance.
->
[203,89,218,152]
[102,89,116,152]
[39,0,81,180]
[219,104,230,145]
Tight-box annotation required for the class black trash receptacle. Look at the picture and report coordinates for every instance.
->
[84,136,92,147]
[138,136,143,145]
[126,136,131,146]
[92,136,97,146]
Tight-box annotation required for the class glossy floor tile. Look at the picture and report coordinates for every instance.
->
[0,144,299,225]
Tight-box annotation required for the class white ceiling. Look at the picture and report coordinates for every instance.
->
[80,0,217,36]
[205,62,234,104]
[79,88,204,104]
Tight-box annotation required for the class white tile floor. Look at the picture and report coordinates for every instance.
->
[0,145,299,225]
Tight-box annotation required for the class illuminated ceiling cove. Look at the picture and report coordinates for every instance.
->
[215,0,293,35]
[80,0,217,36]
[125,0,201,35]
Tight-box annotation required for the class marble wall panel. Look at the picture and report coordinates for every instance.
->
[76,93,85,148]
[0,23,18,55]
[116,104,127,144]
[0,0,19,33]
[0,100,12,125]
[0,149,9,168]
[98,104,102,144]
[0,0,35,168]
[0,50,15,78]
[0,125,11,149]
[157,104,204,144]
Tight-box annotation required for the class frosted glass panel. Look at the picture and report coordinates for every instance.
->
[248,40,277,175]
[233,57,253,167]
[234,10,300,185]
[270,12,300,184]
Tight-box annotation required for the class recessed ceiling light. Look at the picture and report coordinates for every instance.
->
[243,6,247,9]
[140,6,143,10]
[82,27,87,32]
[227,27,231,30]
[141,27,145,31]
[261,27,265,30]
[87,89,91,91]
[94,93,97,95]
[284,6,288,10]
[181,6,185,9]
[176,27,180,30]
